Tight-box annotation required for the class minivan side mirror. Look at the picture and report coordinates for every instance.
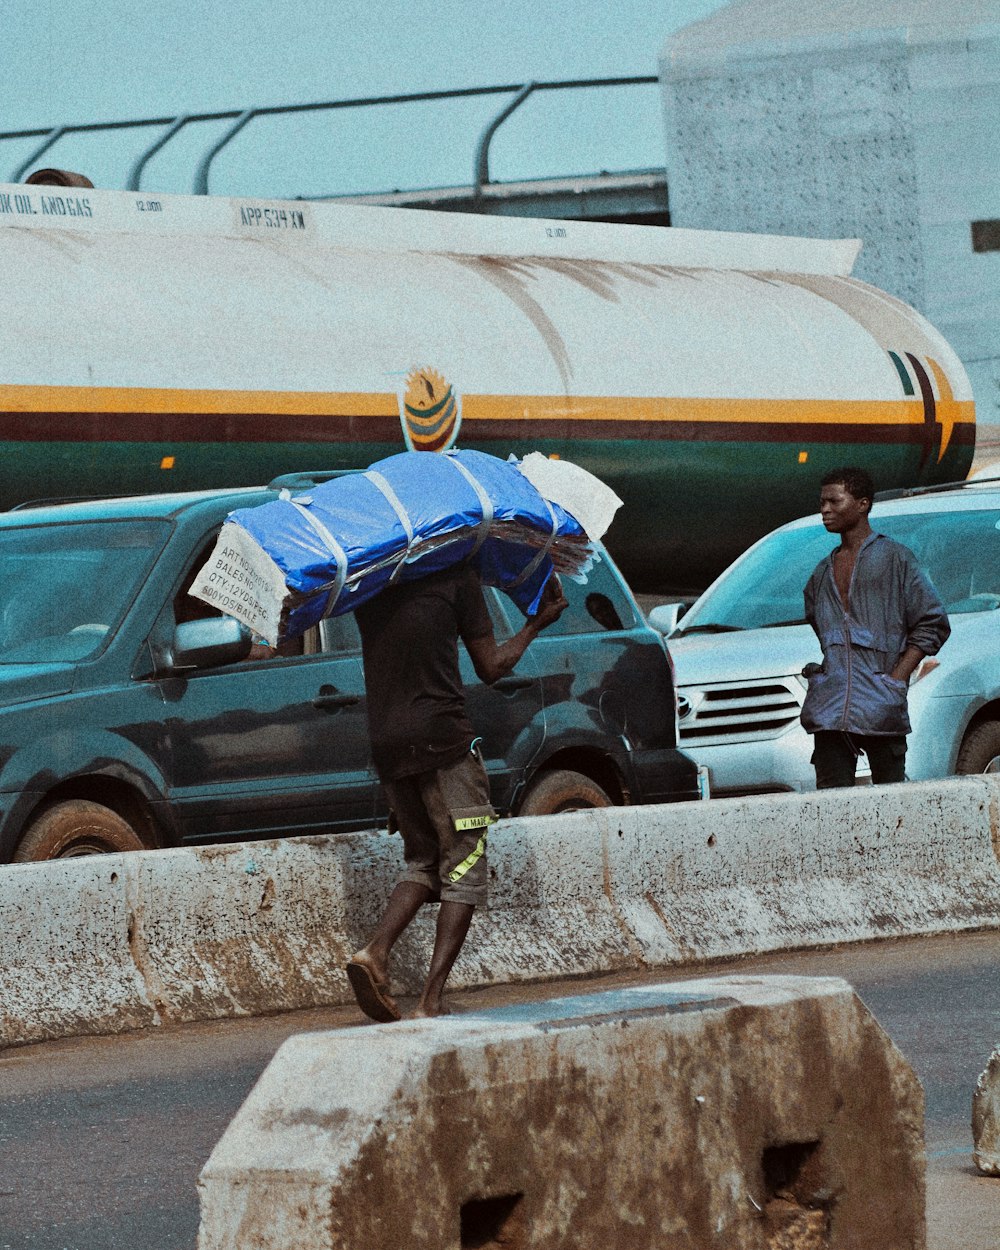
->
[647,603,688,636]
[172,617,252,670]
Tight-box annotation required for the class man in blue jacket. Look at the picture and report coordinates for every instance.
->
[800,467,950,788]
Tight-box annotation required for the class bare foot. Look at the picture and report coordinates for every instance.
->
[413,999,452,1018]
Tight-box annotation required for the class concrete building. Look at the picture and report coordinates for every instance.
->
[659,0,1000,425]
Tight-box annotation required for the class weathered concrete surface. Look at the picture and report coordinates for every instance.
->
[196,976,926,1250]
[121,833,386,1023]
[122,815,635,1023]
[0,857,154,1045]
[972,1047,1000,1175]
[1,775,998,1048]
[605,777,1000,966]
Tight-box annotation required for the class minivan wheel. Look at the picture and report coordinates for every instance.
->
[13,800,146,862]
[517,769,613,816]
[955,721,1000,776]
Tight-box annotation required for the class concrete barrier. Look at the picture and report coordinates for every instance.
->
[0,856,154,1045]
[195,976,926,1250]
[973,1047,1000,1174]
[603,776,1000,965]
[0,775,997,1048]
[121,833,390,1023]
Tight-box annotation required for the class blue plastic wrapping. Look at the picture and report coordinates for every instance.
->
[221,450,592,642]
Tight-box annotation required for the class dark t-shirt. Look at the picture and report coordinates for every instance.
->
[355,564,493,781]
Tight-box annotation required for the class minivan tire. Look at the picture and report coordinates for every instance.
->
[13,800,146,862]
[955,721,1000,776]
[517,769,613,816]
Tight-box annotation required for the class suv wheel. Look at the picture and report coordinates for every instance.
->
[956,722,1000,776]
[13,800,146,862]
[517,769,613,816]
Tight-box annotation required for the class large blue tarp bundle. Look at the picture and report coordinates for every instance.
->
[193,450,597,645]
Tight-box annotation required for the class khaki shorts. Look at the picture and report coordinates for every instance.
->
[384,748,496,906]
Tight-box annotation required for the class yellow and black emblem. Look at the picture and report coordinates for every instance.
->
[399,366,461,452]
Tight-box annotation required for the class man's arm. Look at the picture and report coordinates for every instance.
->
[890,643,925,684]
[465,576,568,686]
[803,566,821,639]
[891,549,951,683]
[905,586,951,656]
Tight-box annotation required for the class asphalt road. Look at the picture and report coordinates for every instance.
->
[1,930,999,1249]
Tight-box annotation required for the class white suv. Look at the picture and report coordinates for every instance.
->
[653,480,1000,795]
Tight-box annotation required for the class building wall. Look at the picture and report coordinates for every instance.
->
[909,27,1000,424]
[660,21,1000,423]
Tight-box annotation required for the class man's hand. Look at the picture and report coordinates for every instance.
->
[890,644,926,685]
[466,575,568,686]
[531,575,568,631]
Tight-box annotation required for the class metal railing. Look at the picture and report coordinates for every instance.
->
[0,75,658,197]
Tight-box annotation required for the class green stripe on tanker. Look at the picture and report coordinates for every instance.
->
[4,430,971,593]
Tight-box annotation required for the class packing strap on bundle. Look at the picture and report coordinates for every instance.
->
[444,453,494,555]
[289,500,349,616]
[364,469,417,585]
[507,494,558,589]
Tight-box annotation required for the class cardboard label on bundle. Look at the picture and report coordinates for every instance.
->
[189,522,287,646]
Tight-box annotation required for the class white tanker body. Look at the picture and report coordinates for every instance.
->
[0,182,974,590]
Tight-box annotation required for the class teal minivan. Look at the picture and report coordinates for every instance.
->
[0,482,698,861]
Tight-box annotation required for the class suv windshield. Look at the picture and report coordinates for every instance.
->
[0,520,170,663]
[678,507,1000,633]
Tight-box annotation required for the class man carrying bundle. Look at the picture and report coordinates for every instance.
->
[346,564,568,1021]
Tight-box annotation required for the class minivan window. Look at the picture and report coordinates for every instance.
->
[677,508,1000,633]
[546,560,636,635]
[319,612,362,654]
[0,520,170,663]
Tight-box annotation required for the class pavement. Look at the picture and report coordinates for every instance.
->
[1,930,999,1248]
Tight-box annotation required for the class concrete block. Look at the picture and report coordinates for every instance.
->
[973,1046,1000,1174]
[196,976,926,1250]
[0,856,155,1045]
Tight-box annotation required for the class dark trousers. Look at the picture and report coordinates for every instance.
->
[812,731,907,789]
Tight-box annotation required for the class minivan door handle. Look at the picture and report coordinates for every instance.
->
[494,676,534,692]
[313,685,361,710]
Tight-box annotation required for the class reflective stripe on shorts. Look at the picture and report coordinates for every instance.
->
[447,829,491,882]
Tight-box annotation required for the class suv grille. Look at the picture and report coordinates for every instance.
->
[678,677,803,743]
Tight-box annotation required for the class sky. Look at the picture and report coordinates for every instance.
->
[2,0,730,200]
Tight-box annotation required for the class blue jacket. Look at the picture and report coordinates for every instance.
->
[800,532,950,736]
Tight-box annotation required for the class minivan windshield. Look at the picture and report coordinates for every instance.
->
[0,520,170,663]
[677,507,1000,634]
